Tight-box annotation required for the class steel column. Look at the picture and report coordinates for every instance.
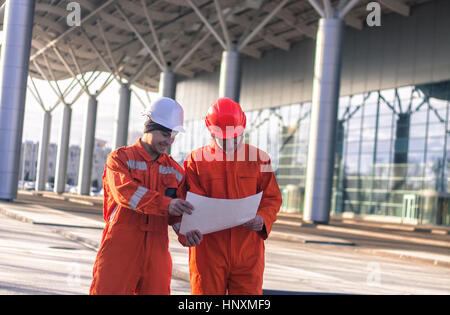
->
[392,112,411,192]
[219,48,242,102]
[113,84,131,149]
[0,0,35,200]
[159,71,177,99]
[78,96,98,195]
[159,71,177,154]
[303,18,345,223]
[54,105,72,194]
[36,112,52,191]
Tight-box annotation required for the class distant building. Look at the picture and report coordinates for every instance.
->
[19,139,111,190]
[19,141,39,182]
[92,139,111,189]
[67,145,80,186]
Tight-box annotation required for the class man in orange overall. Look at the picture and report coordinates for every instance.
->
[90,97,199,295]
[179,97,282,295]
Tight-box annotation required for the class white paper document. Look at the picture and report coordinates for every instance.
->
[179,191,263,235]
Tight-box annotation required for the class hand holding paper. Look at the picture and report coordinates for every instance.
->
[243,215,264,231]
[185,230,203,247]
[168,199,194,216]
[179,191,263,235]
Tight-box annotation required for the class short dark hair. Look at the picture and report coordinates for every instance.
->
[144,118,172,134]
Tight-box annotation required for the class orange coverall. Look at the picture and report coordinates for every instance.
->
[90,139,184,295]
[183,142,282,295]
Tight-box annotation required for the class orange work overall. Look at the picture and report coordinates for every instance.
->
[183,142,282,295]
[90,139,184,295]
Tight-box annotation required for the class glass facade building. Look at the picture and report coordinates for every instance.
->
[171,81,450,226]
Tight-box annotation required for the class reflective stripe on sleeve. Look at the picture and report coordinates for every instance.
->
[129,186,148,210]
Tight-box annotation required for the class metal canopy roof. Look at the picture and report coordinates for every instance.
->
[21,0,430,92]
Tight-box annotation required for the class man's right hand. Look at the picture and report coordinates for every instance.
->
[168,199,194,216]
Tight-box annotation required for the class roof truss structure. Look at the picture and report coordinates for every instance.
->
[1,0,429,91]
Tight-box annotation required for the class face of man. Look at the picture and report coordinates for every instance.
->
[214,134,244,153]
[143,130,176,157]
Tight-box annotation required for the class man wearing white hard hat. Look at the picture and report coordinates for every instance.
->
[90,97,200,295]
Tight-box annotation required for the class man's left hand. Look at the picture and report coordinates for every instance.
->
[243,215,264,231]
[185,230,203,247]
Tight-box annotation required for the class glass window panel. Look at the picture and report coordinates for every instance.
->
[377,139,393,152]
[346,130,360,142]
[411,110,428,124]
[427,136,445,152]
[365,91,379,106]
[409,138,426,152]
[361,141,374,154]
[429,98,449,110]
[363,104,378,116]
[193,120,201,149]
[303,102,311,113]
[298,123,309,141]
[289,104,301,126]
[380,89,396,102]
[408,152,424,164]
[346,141,360,154]
[362,113,377,128]
[379,92,396,115]
[435,108,448,121]
[427,151,446,166]
[351,94,365,106]
[397,86,414,99]
[377,127,393,141]
[185,121,193,153]
[345,190,360,202]
[248,129,258,147]
[406,163,424,177]
[392,192,408,204]
[201,123,209,147]
[351,105,363,120]
[246,111,255,128]
[339,95,351,108]
[379,102,396,115]
[258,109,269,124]
[359,154,373,175]
[344,179,358,189]
[410,95,427,111]
[296,153,307,164]
[362,128,376,141]
[429,111,445,124]
[258,125,267,152]
[347,115,362,131]
[390,177,408,191]
[378,114,394,127]
[279,106,290,126]
[345,153,359,174]
[375,152,391,165]
[409,123,427,137]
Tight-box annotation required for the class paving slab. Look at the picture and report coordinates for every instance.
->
[1,200,450,294]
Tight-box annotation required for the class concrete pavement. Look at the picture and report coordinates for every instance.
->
[1,193,450,294]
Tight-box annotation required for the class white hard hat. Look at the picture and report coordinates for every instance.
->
[144,97,185,132]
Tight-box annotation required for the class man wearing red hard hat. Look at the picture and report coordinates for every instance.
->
[177,97,282,295]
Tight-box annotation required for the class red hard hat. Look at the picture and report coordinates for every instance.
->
[205,98,247,139]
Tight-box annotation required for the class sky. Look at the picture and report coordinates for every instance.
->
[23,72,158,149]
